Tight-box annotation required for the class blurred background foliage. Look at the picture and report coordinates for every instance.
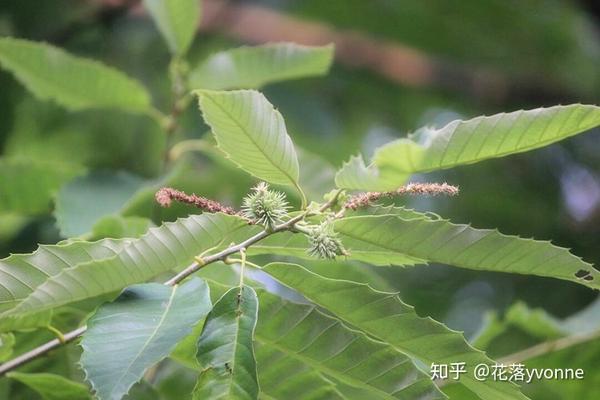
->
[0,0,599,399]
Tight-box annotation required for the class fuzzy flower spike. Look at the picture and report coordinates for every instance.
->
[242,182,290,229]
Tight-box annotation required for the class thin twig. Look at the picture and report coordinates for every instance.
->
[0,190,342,376]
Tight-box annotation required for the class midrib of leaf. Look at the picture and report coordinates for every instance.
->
[254,334,400,400]
[109,284,179,399]
[203,94,298,187]
[226,286,245,397]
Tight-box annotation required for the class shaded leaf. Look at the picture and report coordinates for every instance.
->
[80,278,211,400]
[195,90,300,189]
[54,170,149,238]
[255,289,445,400]
[0,333,15,361]
[0,310,52,333]
[256,344,345,400]
[143,0,200,55]
[334,214,600,289]
[262,262,527,400]
[0,37,151,112]
[193,285,259,400]
[1,214,248,317]
[0,158,82,215]
[189,43,334,90]
[7,372,91,400]
[91,216,154,240]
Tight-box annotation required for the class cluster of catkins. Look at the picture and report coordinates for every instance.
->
[242,182,347,259]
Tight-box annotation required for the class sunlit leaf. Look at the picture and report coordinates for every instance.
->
[189,43,334,90]
[195,90,301,190]
[143,0,200,55]
[0,37,151,112]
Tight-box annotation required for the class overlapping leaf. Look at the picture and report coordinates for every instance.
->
[194,285,259,400]
[0,37,151,112]
[262,262,528,400]
[336,105,600,190]
[1,214,248,317]
[189,43,334,90]
[195,90,301,190]
[54,171,149,237]
[334,214,600,289]
[255,289,445,400]
[143,0,200,55]
[7,372,91,400]
[0,158,82,215]
[80,278,211,400]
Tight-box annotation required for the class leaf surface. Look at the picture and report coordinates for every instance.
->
[2,214,247,317]
[196,90,300,189]
[255,289,445,400]
[80,278,211,400]
[193,285,259,400]
[54,170,148,237]
[143,0,200,55]
[336,105,600,190]
[0,37,151,112]
[7,372,90,400]
[0,158,82,215]
[262,262,528,400]
[189,43,334,90]
[334,215,600,289]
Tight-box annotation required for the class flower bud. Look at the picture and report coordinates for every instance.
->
[242,182,290,229]
[307,221,347,259]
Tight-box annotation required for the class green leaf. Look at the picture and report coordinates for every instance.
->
[91,216,154,240]
[143,0,200,55]
[255,289,445,400]
[256,344,345,400]
[0,158,82,215]
[54,171,149,238]
[0,37,151,112]
[80,278,211,400]
[0,333,15,361]
[1,214,248,317]
[195,90,301,190]
[193,285,259,400]
[0,311,52,333]
[189,43,334,90]
[262,262,528,400]
[334,214,600,289]
[7,372,91,400]
[0,239,129,314]
[336,105,600,190]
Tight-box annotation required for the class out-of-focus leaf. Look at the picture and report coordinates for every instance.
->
[0,158,82,215]
[337,105,600,190]
[7,372,91,400]
[80,278,211,400]
[189,43,334,90]
[193,285,259,400]
[143,0,200,55]
[262,262,528,400]
[255,289,445,399]
[1,214,247,317]
[0,311,52,333]
[195,90,301,190]
[334,214,600,289]
[54,171,149,238]
[91,215,154,239]
[0,333,15,361]
[0,37,151,112]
